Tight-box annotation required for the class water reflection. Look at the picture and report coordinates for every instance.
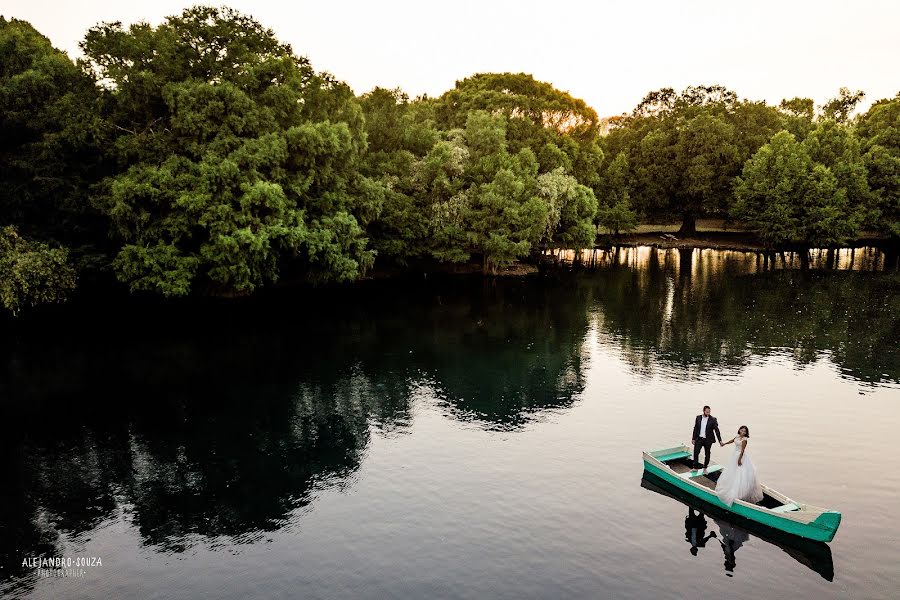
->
[587,248,900,385]
[2,247,896,596]
[641,472,834,581]
[551,245,897,273]
[714,519,751,577]
[685,508,717,556]
[0,278,593,596]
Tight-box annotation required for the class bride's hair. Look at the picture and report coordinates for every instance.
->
[737,425,749,437]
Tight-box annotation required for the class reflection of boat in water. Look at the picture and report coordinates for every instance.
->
[643,444,841,542]
[641,471,834,581]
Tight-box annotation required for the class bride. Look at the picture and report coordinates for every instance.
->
[716,426,763,506]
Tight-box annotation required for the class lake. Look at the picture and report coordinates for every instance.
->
[2,246,899,599]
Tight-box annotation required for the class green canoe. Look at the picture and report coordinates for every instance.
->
[643,444,842,543]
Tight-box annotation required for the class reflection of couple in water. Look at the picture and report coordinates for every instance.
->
[684,508,750,576]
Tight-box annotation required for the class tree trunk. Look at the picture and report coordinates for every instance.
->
[678,212,697,236]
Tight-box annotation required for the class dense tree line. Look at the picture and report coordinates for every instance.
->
[1,6,898,313]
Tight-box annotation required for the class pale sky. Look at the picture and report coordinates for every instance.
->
[4,0,898,117]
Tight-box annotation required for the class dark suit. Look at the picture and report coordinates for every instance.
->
[692,414,722,468]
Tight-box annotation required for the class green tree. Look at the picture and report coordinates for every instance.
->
[602,86,781,234]
[0,226,77,315]
[594,152,638,235]
[802,120,872,223]
[0,17,104,260]
[672,112,741,233]
[437,112,549,273]
[359,87,440,264]
[435,73,604,187]
[733,131,861,246]
[536,168,599,249]
[778,97,816,139]
[820,87,865,124]
[83,6,382,296]
[855,94,900,238]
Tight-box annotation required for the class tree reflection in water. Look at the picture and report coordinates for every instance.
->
[2,248,895,595]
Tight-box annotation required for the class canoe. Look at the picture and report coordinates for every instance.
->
[641,470,834,581]
[642,444,841,543]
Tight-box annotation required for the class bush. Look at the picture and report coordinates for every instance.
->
[0,226,77,315]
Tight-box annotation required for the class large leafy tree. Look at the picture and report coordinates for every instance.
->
[594,152,638,235]
[425,111,550,273]
[536,168,598,249]
[802,119,872,222]
[602,85,782,234]
[83,6,382,296]
[855,94,900,238]
[733,131,862,246]
[0,17,103,257]
[435,73,604,187]
[359,87,440,264]
[361,85,599,271]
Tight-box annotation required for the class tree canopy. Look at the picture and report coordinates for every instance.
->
[83,6,382,296]
[856,94,900,238]
[733,131,862,246]
[0,7,896,314]
[0,17,103,253]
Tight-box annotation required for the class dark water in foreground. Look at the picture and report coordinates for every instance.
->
[2,247,899,599]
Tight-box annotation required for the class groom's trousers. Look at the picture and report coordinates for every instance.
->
[693,437,713,469]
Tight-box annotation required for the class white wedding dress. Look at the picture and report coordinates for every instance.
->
[715,436,763,506]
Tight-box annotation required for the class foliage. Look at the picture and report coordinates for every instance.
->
[778,97,816,139]
[820,88,865,124]
[435,73,604,187]
[82,6,381,296]
[802,120,873,222]
[426,111,549,273]
[594,153,638,235]
[0,17,104,257]
[602,85,782,234]
[0,226,77,315]
[537,168,599,249]
[855,94,900,237]
[733,131,862,246]
[359,87,439,264]
[361,83,599,270]
[2,10,894,306]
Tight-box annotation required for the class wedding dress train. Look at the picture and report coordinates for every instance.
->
[715,436,763,506]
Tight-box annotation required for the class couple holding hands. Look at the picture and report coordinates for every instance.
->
[692,405,763,506]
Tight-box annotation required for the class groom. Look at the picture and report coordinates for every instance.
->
[691,405,722,470]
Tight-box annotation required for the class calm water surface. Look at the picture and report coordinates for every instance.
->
[2,247,899,599]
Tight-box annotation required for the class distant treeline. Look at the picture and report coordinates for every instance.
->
[1,6,898,313]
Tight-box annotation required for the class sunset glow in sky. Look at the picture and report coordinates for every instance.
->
[4,0,899,116]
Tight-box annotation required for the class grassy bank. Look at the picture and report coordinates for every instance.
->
[601,220,891,252]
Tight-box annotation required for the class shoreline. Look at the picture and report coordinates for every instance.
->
[596,231,894,253]
[365,234,897,279]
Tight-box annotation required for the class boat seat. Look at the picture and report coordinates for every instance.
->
[680,464,723,478]
[656,450,691,462]
[770,502,801,513]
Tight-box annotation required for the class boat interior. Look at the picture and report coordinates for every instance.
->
[658,452,795,511]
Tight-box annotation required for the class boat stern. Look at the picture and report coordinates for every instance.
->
[812,511,842,542]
